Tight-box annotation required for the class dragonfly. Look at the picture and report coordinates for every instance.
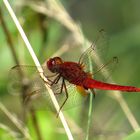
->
[46,56,140,110]
[9,31,140,112]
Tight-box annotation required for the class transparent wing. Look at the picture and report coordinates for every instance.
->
[8,65,47,103]
[93,56,118,81]
[78,29,118,81]
[8,65,88,111]
[28,78,88,111]
[79,29,109,66]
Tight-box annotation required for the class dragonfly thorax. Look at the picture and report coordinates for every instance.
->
[47,57,63,73]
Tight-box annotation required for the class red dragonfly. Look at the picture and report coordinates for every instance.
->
[9,31,140,111]
[47,57,140,93]
[46,56,140,110]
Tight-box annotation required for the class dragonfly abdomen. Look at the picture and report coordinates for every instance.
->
[83,78,140,92]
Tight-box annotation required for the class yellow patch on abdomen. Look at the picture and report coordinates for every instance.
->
[76,86,88,96]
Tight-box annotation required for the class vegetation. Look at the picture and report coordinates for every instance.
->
[1,0,140,140]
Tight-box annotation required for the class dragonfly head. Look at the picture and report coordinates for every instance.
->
[47,57,63,73]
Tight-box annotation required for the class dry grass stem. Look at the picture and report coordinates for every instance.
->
[3,0,74,139]
[0,123,20,139]
[0,102,30,139]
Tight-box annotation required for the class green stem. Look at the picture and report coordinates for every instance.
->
[85,93,93,140]
[85,55,94,140]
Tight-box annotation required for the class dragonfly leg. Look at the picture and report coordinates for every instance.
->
[57,79,68,117]
[42,73,59,84]
[45,73,59,82]
[50,74,61,86]
[23,89,41,105]
[54,79,64,95]
[40,74,52,85]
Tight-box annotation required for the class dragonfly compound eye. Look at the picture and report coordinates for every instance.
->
[53,57,63,65]
[47,57,63,73]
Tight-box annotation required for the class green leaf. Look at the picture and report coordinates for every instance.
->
[123,130,140,140]
[0,128,16,140]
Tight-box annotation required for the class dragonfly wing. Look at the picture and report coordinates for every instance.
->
[51,80,89,110]
[8,65,52,109]
[93,56,118,81]
[8,65,88,111]
[22,79,89,111]
[79,30,118,81]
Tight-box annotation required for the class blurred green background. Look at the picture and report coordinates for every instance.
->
[0,0,140,140]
